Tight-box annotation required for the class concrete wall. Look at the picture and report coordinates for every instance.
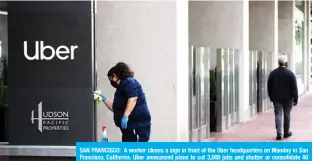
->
[278,1,308,95]
[189,1,250,125]
[278,1,294,70]
[249,0,278,74]
[95,1,177,141]
[249,1,275,52]
[189,1,243,68]
[305,0,311,91]
[248,1,276,115]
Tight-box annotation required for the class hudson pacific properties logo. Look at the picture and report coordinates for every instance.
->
[31,102,70,132]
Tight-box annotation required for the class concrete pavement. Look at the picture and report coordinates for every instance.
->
[209,92,312,142]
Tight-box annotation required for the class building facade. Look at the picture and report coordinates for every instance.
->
[0,0,311,159]
[188,0,312,142]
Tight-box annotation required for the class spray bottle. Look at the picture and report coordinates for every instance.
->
[101,126,108,142]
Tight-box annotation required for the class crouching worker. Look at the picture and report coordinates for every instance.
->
[95,62,151,142]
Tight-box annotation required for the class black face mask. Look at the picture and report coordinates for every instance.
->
[110,80,118,88]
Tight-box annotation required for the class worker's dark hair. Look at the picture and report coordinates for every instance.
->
[107,62,134,80]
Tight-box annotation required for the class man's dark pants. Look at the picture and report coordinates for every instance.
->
[273,101,293,136]
[121,126,151,142]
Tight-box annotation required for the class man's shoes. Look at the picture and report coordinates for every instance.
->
[276,135,283,140]
[284,131,292,138]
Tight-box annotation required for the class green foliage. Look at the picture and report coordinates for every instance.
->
[209,67,217,101]
[0,58,7,106]
[295,21,302,45]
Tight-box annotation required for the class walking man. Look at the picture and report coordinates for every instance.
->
[267,55,298,140]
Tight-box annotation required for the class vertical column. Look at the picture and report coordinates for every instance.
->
[291,0,296,73]
[304,0,310,92]
[216,49,224,132]
[274,0,278,69]
[189,1,244,130]
[238,0,249,122]
[308,1,312,90]
[249,1,275,52]
[249,0,276,113]
[309,1,311,90]
[177,0,189,142]
[95,1,177,141]
[278,1,294,71]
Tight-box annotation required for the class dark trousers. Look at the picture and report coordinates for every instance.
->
[121,126,151,142]
[273,101,293,136]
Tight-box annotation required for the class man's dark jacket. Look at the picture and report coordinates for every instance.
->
[267,67,298,103]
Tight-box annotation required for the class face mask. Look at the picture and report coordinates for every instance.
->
[110,80,118,88]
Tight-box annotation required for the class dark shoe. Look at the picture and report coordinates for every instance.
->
[284,131,292,138]
[276,135,283,140]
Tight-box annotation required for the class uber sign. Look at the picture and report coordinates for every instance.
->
[8,1,95,145]
[23,41,78,60]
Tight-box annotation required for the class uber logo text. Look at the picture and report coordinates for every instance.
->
[31,102,69,132]
[24,41,78,60]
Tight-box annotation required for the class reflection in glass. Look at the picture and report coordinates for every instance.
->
[249,50,253,107]
[190,47,198,130]
[204,47,210,137]
[256,51,262,112]
[0,14,8,142]
[200,48,206,126]
[219,49,224,117]
[234,49,239,113]
[267,52,273,108]
[195,48,201,130]
[189,46,211,141]
[254,51,274,112]
[229,49,234,115]
[216,48,240,130]
[249,50,258,115]
[252,51,258,111]
[263,52,267,108]
[223,49,229,117]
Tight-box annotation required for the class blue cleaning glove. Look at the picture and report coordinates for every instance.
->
[121,116,129,129]
[99,94,107,102]
[93,90,107,102]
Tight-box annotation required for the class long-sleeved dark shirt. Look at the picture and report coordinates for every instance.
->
[267,67,298,103]
[112,77,151,129]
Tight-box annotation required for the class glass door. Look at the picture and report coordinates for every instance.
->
[189,46,199,141]
[249,50,258,117]
[0,8,8,143]
[216,48,239,132]
[234,49,239,124]
[266,52,273,109]
[189,46,210,141]
[228,49,234,127]
[229,49,239,127]
[216,48,226,131]
[257,51,269,113]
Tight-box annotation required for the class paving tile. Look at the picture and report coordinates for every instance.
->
[209,92,312,142]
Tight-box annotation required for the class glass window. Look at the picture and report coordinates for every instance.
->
[0,8,8,143]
